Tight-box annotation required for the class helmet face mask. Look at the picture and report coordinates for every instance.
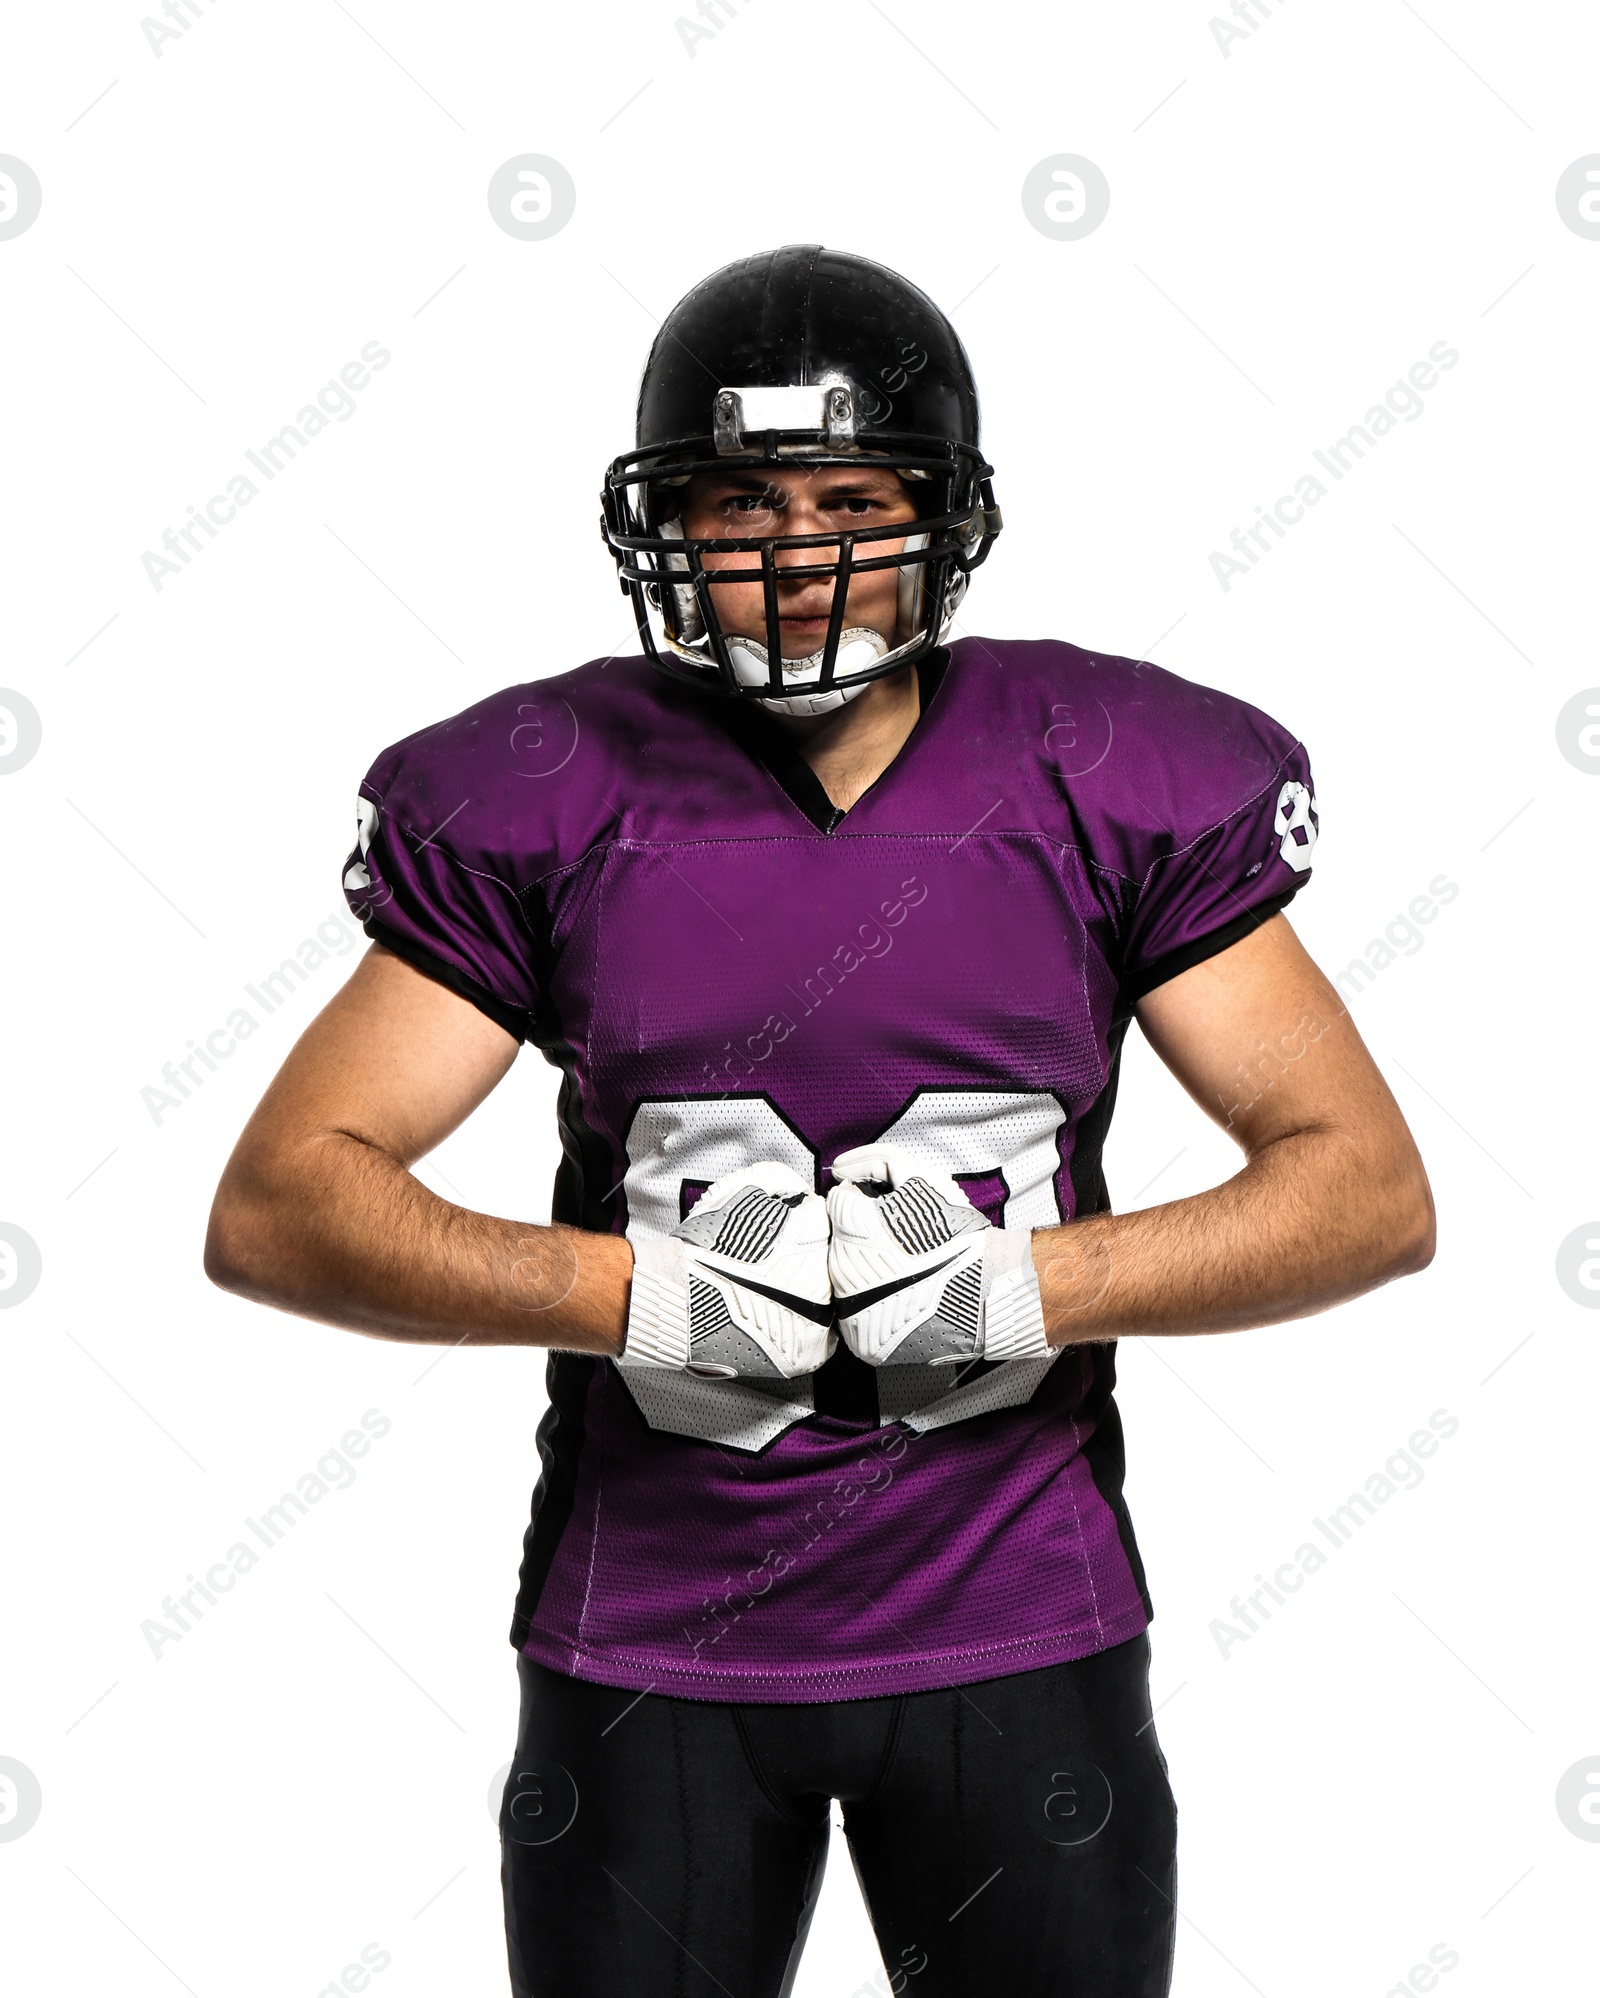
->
[600,247,1002,715]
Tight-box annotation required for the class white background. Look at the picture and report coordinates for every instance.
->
[2,2,1597,1993]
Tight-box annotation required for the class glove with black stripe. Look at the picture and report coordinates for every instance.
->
[623,1162,835,1379]
[825,1146,1049,1368]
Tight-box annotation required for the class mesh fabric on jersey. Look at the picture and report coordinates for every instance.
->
[343,637,1317,1702]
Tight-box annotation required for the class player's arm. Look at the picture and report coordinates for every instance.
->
[1031,912,1435,1343]
[204,944,631,1352]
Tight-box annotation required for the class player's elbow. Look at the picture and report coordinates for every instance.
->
[1381,1153,1436,1279]
[203,1186,262,1298]
[1319,1123,1435,1286]
[203,1159,290,1301]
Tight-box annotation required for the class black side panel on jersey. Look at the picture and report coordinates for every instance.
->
[510,985,624,1646]
[1066,1010,1154,1620]
[1070,1011,1131,1222]
[509,1352,596,1646]
[546,1051,619,1233]
[1078,1349,1153,1620]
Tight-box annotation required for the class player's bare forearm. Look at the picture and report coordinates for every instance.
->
[1030,1121,1431,1344]
[204,944,629,1353]
[207,1133,630,1352]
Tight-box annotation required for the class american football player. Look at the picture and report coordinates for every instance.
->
[207,245,1434,1998]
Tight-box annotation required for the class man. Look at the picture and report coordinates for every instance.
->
[206,245,1434,1997]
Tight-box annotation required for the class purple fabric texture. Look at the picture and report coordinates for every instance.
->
[343,636,1315,1702]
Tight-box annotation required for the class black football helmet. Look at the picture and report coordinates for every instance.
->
[600,244,1002,715]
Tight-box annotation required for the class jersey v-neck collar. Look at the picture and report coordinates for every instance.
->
[706,648,951,836]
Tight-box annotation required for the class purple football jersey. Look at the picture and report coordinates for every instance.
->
[343,637,1316,1702]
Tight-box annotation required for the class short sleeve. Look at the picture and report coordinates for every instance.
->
[1117,718,1317,1004]
[341,759,541,1042]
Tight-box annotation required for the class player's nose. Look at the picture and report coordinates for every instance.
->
[773,536,842,598]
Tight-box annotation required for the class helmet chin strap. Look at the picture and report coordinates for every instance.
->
[726,628,890,717]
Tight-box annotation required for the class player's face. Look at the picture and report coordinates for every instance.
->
[678,465,919,658]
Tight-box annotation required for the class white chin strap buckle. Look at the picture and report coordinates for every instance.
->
[727,627,891,717]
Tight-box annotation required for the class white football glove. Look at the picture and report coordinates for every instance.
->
[826,1146,1049,1368]
[622,1161,835,1380]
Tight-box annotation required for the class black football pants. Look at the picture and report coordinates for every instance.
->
[500,1631,1177,1997]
